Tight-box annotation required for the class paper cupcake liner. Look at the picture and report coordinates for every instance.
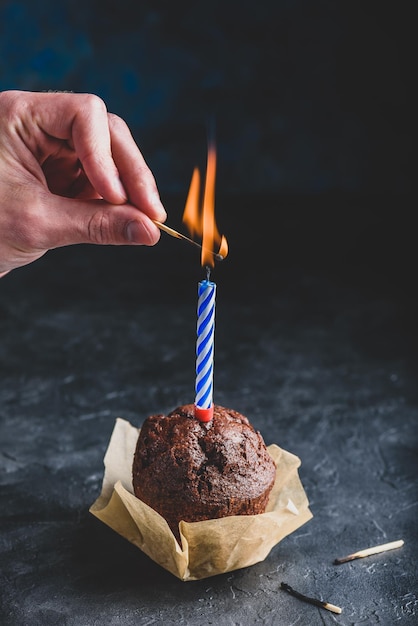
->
[90,417,313,581]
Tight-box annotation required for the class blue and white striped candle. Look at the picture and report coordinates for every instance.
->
[194,278,216,422]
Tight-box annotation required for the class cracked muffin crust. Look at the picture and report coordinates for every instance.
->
[132,404,276,541]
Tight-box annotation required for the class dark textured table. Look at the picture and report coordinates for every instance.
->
[1,196,417,625]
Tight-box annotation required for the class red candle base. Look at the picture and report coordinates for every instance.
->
[194,405,214,422]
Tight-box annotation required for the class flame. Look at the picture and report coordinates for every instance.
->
[182,143,228,266]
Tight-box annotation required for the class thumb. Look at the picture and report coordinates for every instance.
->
[41,196,162,249]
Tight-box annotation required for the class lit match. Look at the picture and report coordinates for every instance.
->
[334,539,404,564]
[153,220,224,262]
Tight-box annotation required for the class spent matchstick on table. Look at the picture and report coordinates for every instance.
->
[334,539,405,565]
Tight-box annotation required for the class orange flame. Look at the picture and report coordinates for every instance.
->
[182,143,228,266]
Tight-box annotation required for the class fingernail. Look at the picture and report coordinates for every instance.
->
[126,220,156,244]
[114,177,128,202]
[151,192,167,222]
[126,221,142,243]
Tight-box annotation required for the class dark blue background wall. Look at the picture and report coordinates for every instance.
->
[0,1,413,198]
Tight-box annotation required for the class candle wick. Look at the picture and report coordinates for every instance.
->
[205,266,211,281]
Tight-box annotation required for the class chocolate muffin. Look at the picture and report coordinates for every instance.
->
[132,404,276,541]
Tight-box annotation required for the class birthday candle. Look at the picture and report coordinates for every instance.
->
[182,138,227,422]
[194,278,216,422]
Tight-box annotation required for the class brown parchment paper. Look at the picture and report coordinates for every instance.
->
[90,417,313,581]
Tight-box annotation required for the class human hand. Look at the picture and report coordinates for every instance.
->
[0,90,166,276]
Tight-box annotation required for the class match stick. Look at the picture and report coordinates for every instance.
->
[280,582,342,614]
[334,539,404,564]
[153,220,224,261]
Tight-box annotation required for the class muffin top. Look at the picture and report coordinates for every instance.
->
[132,404,276,506]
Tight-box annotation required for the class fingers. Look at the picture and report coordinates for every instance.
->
[0,90,168,273]
[107,113,166,221]
[1,91,124,202]
[18,91,166,220]
[68,94,131,204]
